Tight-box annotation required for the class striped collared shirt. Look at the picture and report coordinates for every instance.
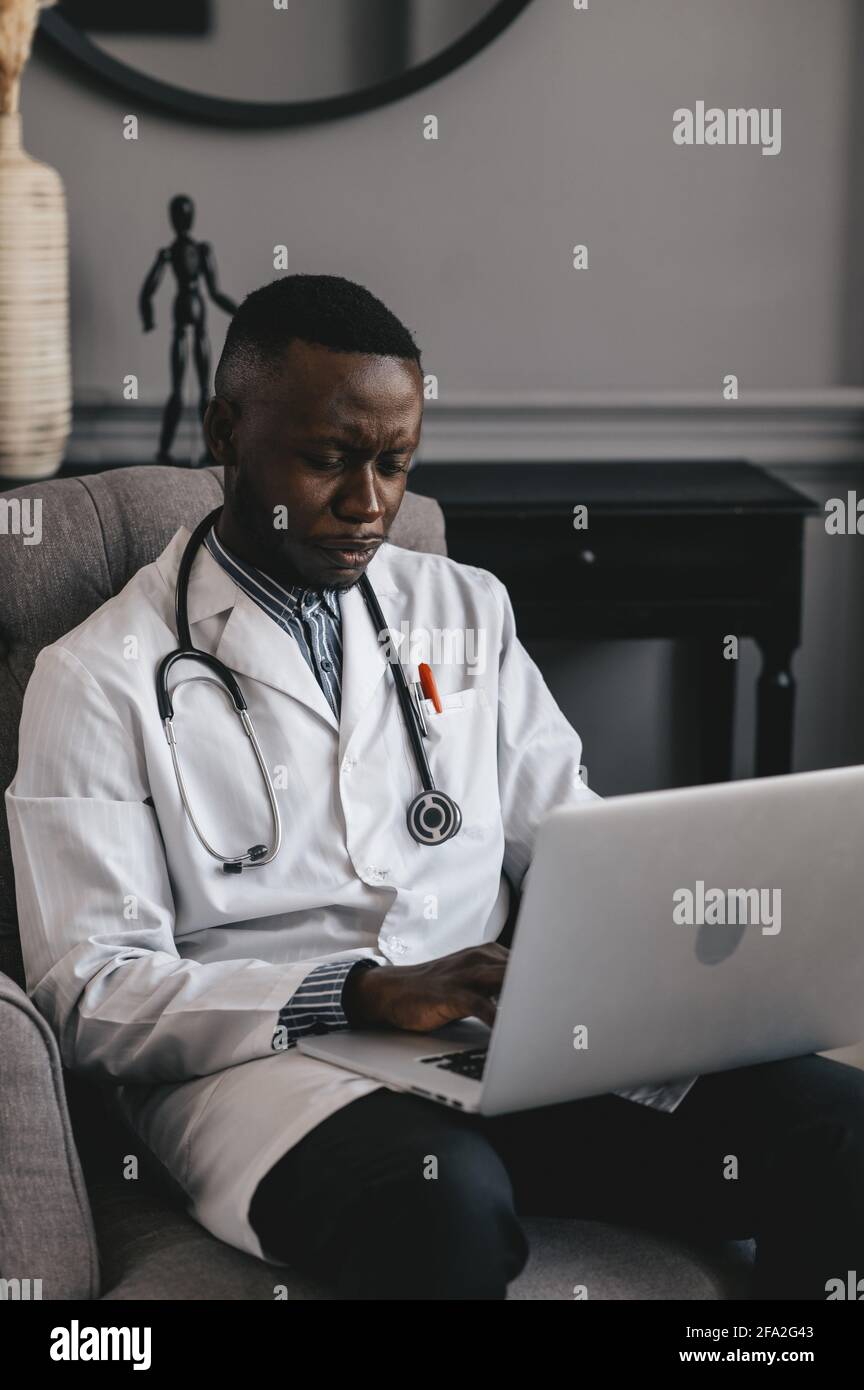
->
[202,521,379,1047]
[203,523,344,718]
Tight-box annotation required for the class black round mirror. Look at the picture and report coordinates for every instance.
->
[39,0,534,127]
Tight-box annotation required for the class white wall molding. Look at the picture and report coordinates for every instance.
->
[414,391,864,465]
[67,390,864,467]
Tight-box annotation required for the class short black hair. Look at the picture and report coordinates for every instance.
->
[214,273,422,398]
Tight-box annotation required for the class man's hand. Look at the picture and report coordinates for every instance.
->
[343,944,508,1032]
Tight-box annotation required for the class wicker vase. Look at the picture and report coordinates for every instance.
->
[0,110,70,479]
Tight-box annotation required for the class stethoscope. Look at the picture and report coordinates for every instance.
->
[156,507,463,873]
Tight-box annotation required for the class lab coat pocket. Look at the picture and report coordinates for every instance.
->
[420,686,490,720]
[419,686,495,810]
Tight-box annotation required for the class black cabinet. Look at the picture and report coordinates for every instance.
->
[411,461,818,781]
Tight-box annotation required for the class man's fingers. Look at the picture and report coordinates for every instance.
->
[469,994,497,1028]
[458,960,507,992]
[471,942,509,961]
[445,986,498,1029]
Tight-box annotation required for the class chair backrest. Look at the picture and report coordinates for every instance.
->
[0,464,446,985]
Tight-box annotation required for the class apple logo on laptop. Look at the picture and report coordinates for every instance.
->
[695,918,747,964]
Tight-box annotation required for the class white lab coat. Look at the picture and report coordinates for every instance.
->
[5,525,595,1261]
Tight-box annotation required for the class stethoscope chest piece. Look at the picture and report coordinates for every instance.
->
[406,789,462,846]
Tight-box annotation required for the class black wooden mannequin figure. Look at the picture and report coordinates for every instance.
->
[139,194,237,466]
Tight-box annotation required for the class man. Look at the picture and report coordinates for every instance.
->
[6,275,864,1301]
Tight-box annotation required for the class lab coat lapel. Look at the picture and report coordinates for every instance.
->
[213,590,340,732]
[337,541,403,759]
[156,525,339,732]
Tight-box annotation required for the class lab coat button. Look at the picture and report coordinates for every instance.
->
[341,756,356,773]
[388,936,407,955]
[366,865,390,883]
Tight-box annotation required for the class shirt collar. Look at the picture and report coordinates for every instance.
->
[203,525,341,623]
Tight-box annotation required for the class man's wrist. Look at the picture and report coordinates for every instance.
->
[342,959,381,1028]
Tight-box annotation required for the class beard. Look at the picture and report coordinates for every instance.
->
[226,461,286,566]
[225,462,361,593]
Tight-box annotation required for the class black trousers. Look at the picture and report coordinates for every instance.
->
[248,1053,864,1300]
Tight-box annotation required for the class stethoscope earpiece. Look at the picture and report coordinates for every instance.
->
[222,844,270,873]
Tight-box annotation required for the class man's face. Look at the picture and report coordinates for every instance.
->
[205,339,424,590]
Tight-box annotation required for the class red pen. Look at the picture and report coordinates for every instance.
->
[418,662,443,714]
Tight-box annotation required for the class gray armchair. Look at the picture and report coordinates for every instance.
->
[0,464,754,1299]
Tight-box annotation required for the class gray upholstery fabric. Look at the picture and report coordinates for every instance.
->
[89,1188,753,1301]
[510,1222,754,1301]
[0,970,99,1299]
[0,461,753,1300]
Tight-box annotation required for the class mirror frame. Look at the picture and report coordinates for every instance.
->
[38,2,534,128]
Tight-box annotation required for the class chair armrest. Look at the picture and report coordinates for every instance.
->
[0,970,99,1299]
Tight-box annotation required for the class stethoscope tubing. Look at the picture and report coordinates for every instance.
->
[357,571,436,794]
[158,506,460,869]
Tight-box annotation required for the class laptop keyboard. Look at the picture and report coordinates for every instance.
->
[420,1047,488,1082]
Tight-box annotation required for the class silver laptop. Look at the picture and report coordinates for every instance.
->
[299,765,864,1114]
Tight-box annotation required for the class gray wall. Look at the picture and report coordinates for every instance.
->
[22,0,861,401]
[18,0,864,793]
